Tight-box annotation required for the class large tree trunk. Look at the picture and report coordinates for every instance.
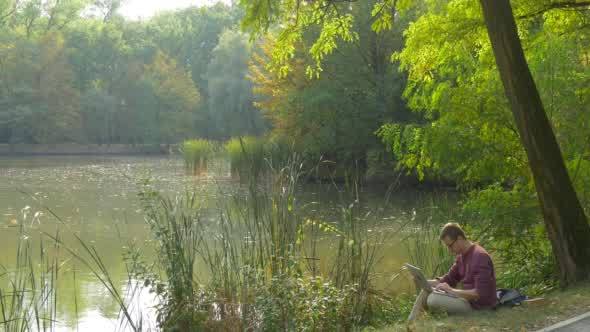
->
[479,0,590,285]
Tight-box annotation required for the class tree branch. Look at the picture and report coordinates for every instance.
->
[518,1,590,20]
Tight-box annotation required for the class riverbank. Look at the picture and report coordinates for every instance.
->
[0,143,174,155]
[379,282,590,331]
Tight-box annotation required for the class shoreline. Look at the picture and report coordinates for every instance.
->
[0,143,175,155]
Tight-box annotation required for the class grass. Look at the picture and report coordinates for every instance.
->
[0,197,145,331]
[0,224,59,332]
[378,282,590,331]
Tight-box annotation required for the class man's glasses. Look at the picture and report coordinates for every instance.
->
[445,238,457,249]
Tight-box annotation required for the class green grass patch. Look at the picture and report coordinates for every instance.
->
[378,282,590,331]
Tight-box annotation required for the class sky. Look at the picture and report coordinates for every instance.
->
[119,0,232,19]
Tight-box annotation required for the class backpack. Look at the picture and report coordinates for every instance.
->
[496,288,527,307]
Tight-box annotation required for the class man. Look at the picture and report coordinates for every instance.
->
[408,223,497,321]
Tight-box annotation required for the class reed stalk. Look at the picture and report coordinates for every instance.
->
[181,139,215,175]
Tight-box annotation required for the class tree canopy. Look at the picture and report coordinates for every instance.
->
[239,0,590,284]
[0,1,258,143]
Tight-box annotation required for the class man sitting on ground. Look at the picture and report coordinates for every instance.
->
[408,223,497,321]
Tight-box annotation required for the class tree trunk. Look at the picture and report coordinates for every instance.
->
[479,0,590,285]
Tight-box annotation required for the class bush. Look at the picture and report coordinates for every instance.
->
[461,184,557,296]
[253,273,355,331]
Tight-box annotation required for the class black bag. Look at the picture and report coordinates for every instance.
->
[496,288,527,307]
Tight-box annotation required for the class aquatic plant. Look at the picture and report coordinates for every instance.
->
[137,183,208,330]
[0,206,143,331]
[181,139,215,175]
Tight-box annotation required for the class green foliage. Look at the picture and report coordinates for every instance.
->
[240,0,413,78]
[181,139,215,175]
[254,274,356,330]
[241,0,358,78]
[138,184,208,329]
[0,31,82,143]
[0,224,59,331]
[206,29,266,139]
[388,0,590,188]
[568,157,590,214]
[224,136,268,180]
[247,1,411,172]
[461,184,557,296]
[371,0,414,33]
[493,227,557,297]
[0,2,259,145]
[377,123,433,180]
[142,50,202,143]
[147,3,237,89]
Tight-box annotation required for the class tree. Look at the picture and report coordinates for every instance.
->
[238,0,590,285]
[145,4,240,138]
[246,1,411,167]
[35,32,82,142]
[0,30,81,143]
[206,29,266,139]
[479,0,590,285]
[0,1,251,144]
[147,4,236,90]
[142,50,201,143]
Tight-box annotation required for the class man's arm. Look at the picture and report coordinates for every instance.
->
[438,258,461,287]
[435,282,480,301]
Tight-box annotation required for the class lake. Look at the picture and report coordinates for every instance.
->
[0,156,454,331]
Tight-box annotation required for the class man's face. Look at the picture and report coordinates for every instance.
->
[442,236,460,255]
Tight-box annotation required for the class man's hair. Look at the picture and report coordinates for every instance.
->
[439,222,466,241]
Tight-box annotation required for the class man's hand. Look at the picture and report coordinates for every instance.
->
[435,282,452,292]
[427,279,440,287]
[435,283,480,301]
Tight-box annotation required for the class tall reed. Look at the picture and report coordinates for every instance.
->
[224,136,266,181]
[129,156,412,330]
[197,155,395,329]
[137,183,207,330]
[0,223,59,332]
[403,197,456,279]
[181,139,215,175]
[2,196,146,332]
[197,153,305,328]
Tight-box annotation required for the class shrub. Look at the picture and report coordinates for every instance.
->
[461,184,557,296]
[253,273,355,331]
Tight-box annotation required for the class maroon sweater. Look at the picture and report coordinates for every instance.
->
[439,244,497,309]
